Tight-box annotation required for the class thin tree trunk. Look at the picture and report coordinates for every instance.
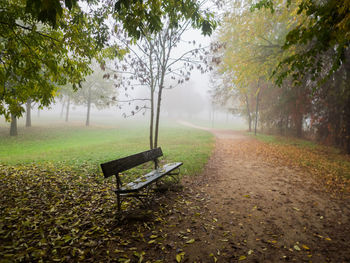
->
[295,112,303,138]
[86,86,91,126]
[10,114,18,136]
[65,97,70,122]
[60,101,66,118]
[37,108,40,117]
[254,88,260,136]
[245,94,252,132]
[149,43,155,150]
[150,89,154,149]
[154,29,170,151]
[25,99,31,127]
[154,85,163,149]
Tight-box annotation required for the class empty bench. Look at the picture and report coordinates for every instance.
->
[100,147,183,210]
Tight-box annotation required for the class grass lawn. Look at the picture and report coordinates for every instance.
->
[0,122,214,176]
[0,121,215,262]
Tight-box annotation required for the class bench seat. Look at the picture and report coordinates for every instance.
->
[116,162,183,194]
[100,147,183,211]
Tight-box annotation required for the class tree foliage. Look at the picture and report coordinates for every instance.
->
[213,0,350,153]
[1,0,216,128]
[253,0,350,86]
[0,0,113,121]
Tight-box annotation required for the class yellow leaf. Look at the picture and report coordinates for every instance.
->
[186,239,195,244]
[302,245,310,250]
[325,237,332,241]
[239,255,246,260]
[176,252,185,263]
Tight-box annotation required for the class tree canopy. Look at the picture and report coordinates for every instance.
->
[1,0,216,122]
[253,0,350,86]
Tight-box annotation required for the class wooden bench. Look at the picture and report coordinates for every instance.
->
[100,147,183,211]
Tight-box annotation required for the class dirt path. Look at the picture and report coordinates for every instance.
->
[164,124,350,262]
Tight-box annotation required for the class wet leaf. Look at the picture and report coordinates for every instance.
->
[176,252,185,263]
[302,244,310,250]
[186,239,195,244]
[293,245,301,251]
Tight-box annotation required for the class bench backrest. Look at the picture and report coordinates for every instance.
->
[100,147,163,178]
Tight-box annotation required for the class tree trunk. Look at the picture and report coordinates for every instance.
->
[150,89,154,149]
[65,97,70,122]
[10,114,18,136]
[37,109,40,117]
[254,88,260,136]
[25,99,31,127]
[154,85,163,149]
[149,44,155,150]
[86,86,91,126]
[279,116,284,135]
[295,112,303,138]
[60,101,66,118]
[245,94,252,132]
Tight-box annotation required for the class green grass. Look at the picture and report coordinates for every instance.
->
[0,122,214,177]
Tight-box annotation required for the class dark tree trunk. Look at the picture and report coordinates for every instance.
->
[149,44,155,150]
[65,97,70,122]
[285,115,289,135]
[295,112,303,138]
[154,85,163,149]
[10,114,18,136]
[86,86,91,126]
[25,99,31,127]
[254,88,260,136]
[279,116,284,135]
[245,94,252,132]
[150,89,154,149]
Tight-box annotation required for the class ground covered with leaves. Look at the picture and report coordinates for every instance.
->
[1,129,350,262]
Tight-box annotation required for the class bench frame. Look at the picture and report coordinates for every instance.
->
[100,147,182,211]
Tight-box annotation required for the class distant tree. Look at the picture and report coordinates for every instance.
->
[212,0,307,135]
[73,65,118,126]
[111,11,216,149]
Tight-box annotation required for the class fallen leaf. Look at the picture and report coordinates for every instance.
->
[302,245,310,250]
[176,252,185,263]
[239,255,246,260]
[294,245,301,251]
[186,239,195,244]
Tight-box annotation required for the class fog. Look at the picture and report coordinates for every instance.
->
[0,25,247,132]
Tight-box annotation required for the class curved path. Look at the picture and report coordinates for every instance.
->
[174,122,350,262]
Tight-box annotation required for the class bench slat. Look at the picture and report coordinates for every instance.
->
[101,148,163,178]
[116,162,183,193]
